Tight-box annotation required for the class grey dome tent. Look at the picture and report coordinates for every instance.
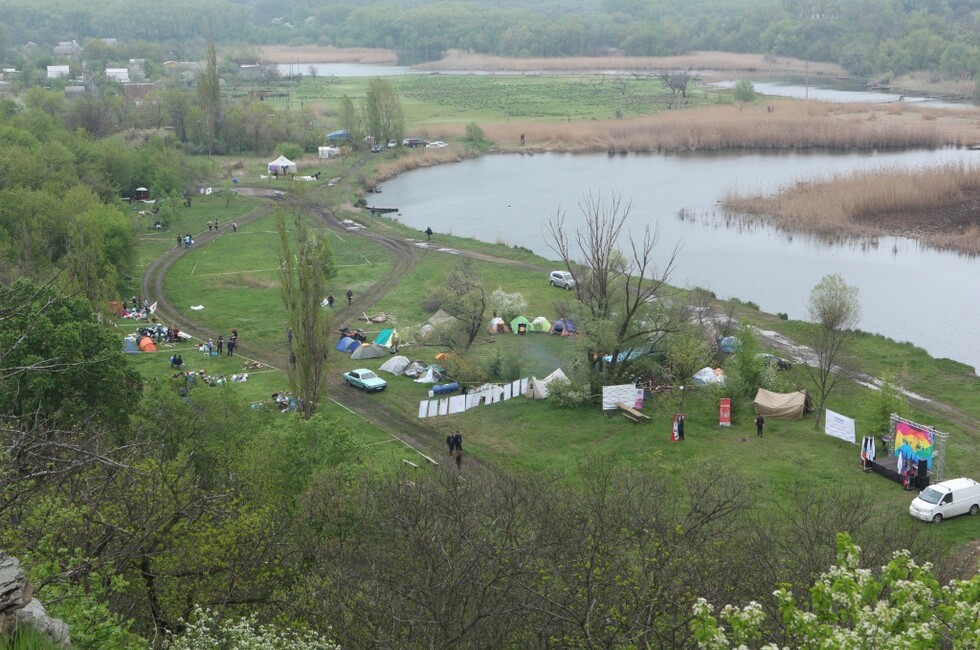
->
[351,343,387,360]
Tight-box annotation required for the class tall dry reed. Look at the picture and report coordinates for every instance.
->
[724,161,980,254]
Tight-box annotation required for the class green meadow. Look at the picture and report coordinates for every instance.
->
[124,165,980,551]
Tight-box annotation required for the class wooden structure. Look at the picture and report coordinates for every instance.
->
[616,402,650,423]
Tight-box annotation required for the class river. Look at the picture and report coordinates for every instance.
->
[376,148,980,372]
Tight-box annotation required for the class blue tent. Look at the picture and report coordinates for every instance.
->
[122,337,140,353]
[327,129,350,142]
[335,336,359,352]
[718,336,741,354]
[550,318,576,336]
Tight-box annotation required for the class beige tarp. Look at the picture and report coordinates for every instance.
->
[526,368,568,399]
[753,388,811,420]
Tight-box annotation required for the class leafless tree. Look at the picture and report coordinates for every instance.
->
[547,192,683,380]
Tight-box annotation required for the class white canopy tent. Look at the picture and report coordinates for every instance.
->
[268,155,297,175]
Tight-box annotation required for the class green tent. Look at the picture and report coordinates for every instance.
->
[529,316,552,332]
[509,315,530,334]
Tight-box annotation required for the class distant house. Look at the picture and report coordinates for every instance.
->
[53,40,82,56]
[105,68,130,83]
[47,65,70,79]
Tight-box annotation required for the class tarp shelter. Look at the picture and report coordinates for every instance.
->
[374,328,396,348]
[526,368,569,399]
[351,343,387,360]
[718,336,741,354]
[753,388,812,420]
[318,146,341,159]
[509,315,530,334]
[487,317,510,334]
[268,155,296,175]
[550,318,576,336]
[335,336,359,352]
[421,309,456,338]
[692,367,725,386]
[137,336,157,352]
[414,364,445,384]
[326,129,350,142]
[529,316,552,332]
[380,355,410,375]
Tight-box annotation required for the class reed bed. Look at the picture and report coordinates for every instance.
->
[724,161,980,254]
[256,45,398,64]
[473,102,971,152]
[415,50,846,77]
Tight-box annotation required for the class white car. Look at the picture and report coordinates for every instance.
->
[549,270,575,290]
[425,141,448,148]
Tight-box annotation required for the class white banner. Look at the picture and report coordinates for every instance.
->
[825,408,856,444]
[602,384,638,411]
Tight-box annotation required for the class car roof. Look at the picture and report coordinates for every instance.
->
[932,477,978,492]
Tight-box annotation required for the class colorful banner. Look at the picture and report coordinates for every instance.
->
[893,420,933,469]
[719,398,731,426]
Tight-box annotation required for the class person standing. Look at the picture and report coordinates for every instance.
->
[227,336,236,356]
[177,234,182,248]
[327,294,334,309]
[755,414,765,437]
[287,327,294,347]
[425,227,433,241]
[677,415,685,441]
[346,289,353,305]
[446,434,455,457]
[216,335,224,355]
[453,431,462,454]
[232,222,238,233]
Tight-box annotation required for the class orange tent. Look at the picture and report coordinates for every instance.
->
[137,336,157,352]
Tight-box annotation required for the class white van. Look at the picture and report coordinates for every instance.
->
[909,477,980,523]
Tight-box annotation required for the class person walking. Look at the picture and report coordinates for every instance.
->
[346,289,353,305]
[453,431,462,454]
[227,336,236,356]
[425,226,433,241]
[177,234,182,248]
[287,327,294,347]
[216,335,224,355]
[755,414,765,437]
[232,222,238,233]
[327,294,334,309]
[446,434,455,457]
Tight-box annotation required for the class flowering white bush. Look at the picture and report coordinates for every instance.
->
[692,533,980,649]
[164,605,340,650]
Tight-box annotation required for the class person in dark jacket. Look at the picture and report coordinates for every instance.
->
[755,414,765,437]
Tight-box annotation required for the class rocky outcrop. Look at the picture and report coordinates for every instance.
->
[0,552,71,647]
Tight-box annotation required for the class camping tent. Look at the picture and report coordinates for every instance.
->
[318,146,341,159]
[487,316,510,334]
[352,343,387,360]
[268,155,296,175]
[529,316,552,333]
[753,388,812,420]
[718,336,741,354]
[421,309,456,338]
[380,355,410,375]
[414,364,445,383]
[374,328,396,348]
[335,336,359,352]
[550,318,576,336]
[526,368,569,399]
[122,336,140,354]
[137,335,157,352]
[326,129,350,142]
[509,315,530,333]
[403,360,426,378]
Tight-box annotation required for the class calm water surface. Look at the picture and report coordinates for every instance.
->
[378,149,980,371]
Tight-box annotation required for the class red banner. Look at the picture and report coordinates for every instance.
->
[719,398,731,427]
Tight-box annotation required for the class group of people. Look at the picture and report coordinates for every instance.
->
[178,233,194,248]
[446,431,464,467]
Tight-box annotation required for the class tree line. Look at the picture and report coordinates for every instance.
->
[0,0,977,84]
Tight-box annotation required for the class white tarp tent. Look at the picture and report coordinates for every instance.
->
[318,146,341,159]
[525,368,568,399]
[268,155,297,175]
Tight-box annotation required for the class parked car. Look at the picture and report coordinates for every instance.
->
[909,477,980,523]
[425,141,448,148]
[387,139,398,148]
[343,368,387,392]
[549,270,575,290]
[402,138,428,148]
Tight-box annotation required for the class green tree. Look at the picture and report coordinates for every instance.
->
[862,368,910,438]
[692,532,980,649]
[803,274,861,429]
[733,79,756,102]
[196,39,222,156]
[362,77,403,148]
[432,258,487,351]
[277,210,336,419]
[337,94,363,149]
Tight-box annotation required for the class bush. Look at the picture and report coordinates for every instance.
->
[733,79,756,102]
[275,142,304,161]
[547,378,593,409]
[464,122,485,143]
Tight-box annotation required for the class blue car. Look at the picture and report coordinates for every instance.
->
[343,368,387,392]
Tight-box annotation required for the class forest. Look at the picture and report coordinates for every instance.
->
[0,0,978,83]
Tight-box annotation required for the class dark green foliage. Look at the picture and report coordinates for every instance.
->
[0,278,142,429]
